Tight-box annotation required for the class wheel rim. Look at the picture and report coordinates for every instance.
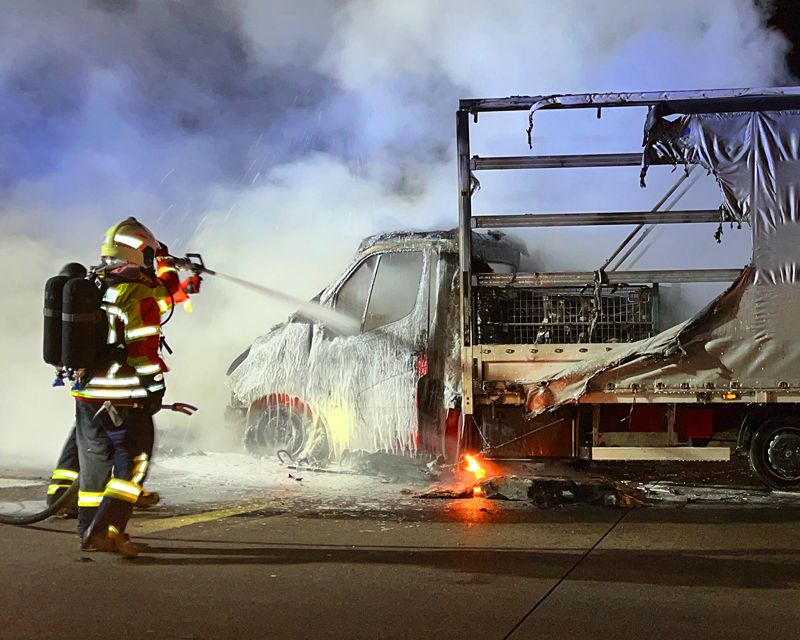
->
[261,405,306,456]
[766,428,800,481]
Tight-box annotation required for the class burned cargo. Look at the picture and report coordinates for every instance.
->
[474,285,657,345]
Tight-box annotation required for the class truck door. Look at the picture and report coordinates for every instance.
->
[314,249,429,456]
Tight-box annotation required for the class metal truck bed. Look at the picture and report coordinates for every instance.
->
[456,87,800,467]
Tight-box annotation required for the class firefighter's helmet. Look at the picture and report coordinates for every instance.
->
[100,217,159,269]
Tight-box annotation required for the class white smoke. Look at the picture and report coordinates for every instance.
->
[0,0,791,464]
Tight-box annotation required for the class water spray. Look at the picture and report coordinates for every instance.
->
[171,253,361,335]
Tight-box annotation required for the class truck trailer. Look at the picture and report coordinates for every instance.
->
[227,87,800,490]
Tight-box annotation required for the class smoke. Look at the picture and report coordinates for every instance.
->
[0,0,792,463]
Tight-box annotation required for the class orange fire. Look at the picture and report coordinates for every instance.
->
[463,453,487,481]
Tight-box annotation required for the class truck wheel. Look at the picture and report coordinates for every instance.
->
[244,401,330,462]
[749,415,800,490]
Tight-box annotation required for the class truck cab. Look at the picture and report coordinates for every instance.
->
[225,229,528,462]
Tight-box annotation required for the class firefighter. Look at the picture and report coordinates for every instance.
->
[73,217,200,558]
[46,264,163,516]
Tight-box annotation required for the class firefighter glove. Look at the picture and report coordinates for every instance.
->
[182,274,202,295]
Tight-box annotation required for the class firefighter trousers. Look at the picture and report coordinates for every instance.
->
[47,424,80,506]
[75,400,154,538]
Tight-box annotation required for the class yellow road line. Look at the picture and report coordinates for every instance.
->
[132,502,270,535]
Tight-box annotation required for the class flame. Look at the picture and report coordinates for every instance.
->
[183,299,193,313]
[464,454,486,481]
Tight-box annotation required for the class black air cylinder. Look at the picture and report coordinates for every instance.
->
[62,278,103,371]
[43,275,70,366]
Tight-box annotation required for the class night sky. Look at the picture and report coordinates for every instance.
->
[766,0,800,76]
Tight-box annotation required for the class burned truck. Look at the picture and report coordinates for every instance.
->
[228,87,800,490]
[225,230,538,462]
[225,228,657,467]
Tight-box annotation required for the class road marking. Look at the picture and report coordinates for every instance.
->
[503,510,629,639]
[132,502,270,535]
[0,479,44,489]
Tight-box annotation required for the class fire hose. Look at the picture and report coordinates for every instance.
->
[0,403,197,526]
[0,481,79,526]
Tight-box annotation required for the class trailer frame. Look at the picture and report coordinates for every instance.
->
[455,87,800,462]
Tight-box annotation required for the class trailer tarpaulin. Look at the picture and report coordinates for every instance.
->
[525,109,800,414]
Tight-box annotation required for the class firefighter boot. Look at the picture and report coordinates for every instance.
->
[50,486,79,518]
[82,529,139,559]
[112,534,139,559]
[55,504,78,519]
[135,490,160,509]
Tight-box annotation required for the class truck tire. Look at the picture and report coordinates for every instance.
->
[749,415,800,490]
[244,401,330,462]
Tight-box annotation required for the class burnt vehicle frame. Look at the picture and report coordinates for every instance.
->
[457,87,800,488]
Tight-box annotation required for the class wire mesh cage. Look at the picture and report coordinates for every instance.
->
[474,285,657,345]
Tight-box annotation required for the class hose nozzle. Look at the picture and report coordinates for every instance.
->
[170,253,216,276]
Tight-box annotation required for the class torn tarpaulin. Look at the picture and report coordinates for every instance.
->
[524,108,800,413]
[641,109,800,229]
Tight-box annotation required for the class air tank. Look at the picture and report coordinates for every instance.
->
[43,275,70,366]
[62,278,104,371]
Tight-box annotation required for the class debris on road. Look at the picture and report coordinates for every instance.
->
[415,485,474,500]
[341,450,435,483]
[418,475,646,508]
[643,481,800,506]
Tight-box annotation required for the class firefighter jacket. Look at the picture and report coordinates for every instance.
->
[72,260,184,406]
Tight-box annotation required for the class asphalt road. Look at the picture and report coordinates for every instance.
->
[1,463,799,639]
